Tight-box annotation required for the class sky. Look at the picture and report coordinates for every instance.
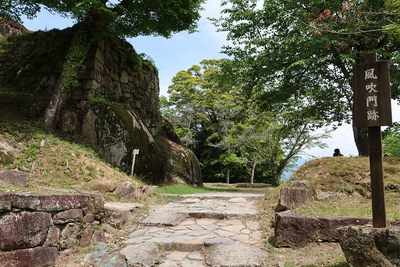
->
[20,0,400,160]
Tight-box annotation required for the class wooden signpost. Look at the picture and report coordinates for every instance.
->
[354,53,392,228]
[131,149,140,177]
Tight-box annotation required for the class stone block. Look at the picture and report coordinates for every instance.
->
[59,223,81,249]
[44,226,60,247]
[115,182,136,201]
[275,187,313,212]
[275,211,319,248]
[120,243,160,267]
[53,209,84,224]
[0,192,13,211]
[318,215,370,241]
[0,246,58,267]
[9,193,91,212]
[172,240,203,252]
[87,180,117,192]
[92,229,106,243]
[339,226,400,266]
[79,224,94,247]
[0,211,51,250]
[274,211,372,248]
[288,180,309,188]
[0,170,29,187]
[103,202,144,228]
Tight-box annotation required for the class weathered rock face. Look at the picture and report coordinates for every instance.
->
[274,211,372,248]
[338,226,400,266]
[0,25,202,185]
[166,139,202,186]
[0,20,29,36]
[83,102,168,184]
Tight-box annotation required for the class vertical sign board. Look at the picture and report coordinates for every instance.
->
[353,54,392,228]
[354,60,392,127]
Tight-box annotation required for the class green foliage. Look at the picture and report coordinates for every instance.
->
[212,0,400,155]
[4,0,205,39]
[383,123,400,157]
[164,59,329,185]
[61,27,91,91]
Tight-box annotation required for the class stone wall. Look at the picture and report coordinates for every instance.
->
[0,25,202,185]
[0,192,105,266]
[69,38,162,133]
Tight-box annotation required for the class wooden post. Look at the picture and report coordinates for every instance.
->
[131,149,140,177]
[368,126,387,227]
[354,53,391,228]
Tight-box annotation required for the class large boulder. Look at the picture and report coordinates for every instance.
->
[338,226,400,266]
[167,139,202,186]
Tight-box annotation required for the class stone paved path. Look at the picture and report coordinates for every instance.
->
[86,191,268,267]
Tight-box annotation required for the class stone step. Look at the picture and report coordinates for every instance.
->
[86,193,267,266]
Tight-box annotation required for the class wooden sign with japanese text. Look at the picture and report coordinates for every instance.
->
[354,60,392,127]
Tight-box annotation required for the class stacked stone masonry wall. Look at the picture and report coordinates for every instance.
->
[0,192,105,266]
[73,40,162,132]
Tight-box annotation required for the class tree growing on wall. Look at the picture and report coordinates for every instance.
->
[212,0,400,156]
[1,0,205,131]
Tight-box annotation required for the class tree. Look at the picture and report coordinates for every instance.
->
[382,122,400,158]
[233,109,329,186]
[1,0,204,38]
[1,0,205,131]
[164,59,329,185]
[212,0,400,156]
[165,59,253,183]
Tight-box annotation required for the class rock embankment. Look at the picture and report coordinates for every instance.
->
[0,192,105,266]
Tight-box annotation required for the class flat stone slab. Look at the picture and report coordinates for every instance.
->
[120,243,160,267]
[142,211,186,226]
[104,202,144,211]
[205,244,267,267]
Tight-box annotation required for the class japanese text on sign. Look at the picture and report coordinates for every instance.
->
[365,68,379,121]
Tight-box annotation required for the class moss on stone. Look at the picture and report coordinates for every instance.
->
[0,151,14,165]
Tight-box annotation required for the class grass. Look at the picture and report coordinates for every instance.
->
[157,183,241,194]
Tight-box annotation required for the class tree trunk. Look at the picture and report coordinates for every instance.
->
[226,168,230,184]
[42,64,70,131]
[353,126,369,156]
[43,26,91,131]
[250,161,256,184]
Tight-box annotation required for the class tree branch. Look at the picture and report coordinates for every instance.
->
[302,21,400,35]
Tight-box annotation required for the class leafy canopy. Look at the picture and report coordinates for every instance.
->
[1,0,205,38]
[164,59,329,185]
[212,0,400,155]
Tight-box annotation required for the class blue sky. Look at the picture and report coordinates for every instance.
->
[20,0,400,159]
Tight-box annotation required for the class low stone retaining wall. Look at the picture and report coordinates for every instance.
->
[0,192,105,267]
[274,211,372,248]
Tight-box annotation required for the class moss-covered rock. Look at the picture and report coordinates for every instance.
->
[83,102,169,184]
